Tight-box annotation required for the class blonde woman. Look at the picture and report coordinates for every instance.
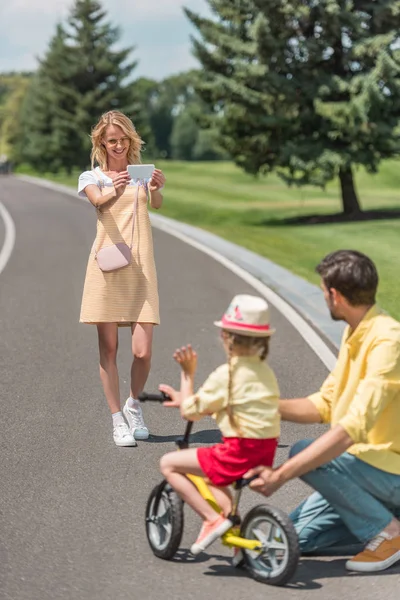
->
[78,111,166,447]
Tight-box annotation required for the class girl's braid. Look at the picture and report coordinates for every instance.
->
[227,339,243,437]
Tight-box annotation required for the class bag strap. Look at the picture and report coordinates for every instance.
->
[128,184,139,249]
[93,169,145,255]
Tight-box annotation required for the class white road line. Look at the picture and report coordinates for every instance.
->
[16,175,337,371]
[0,202,16,276]
[151,219,337,372]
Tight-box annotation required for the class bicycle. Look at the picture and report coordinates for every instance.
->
[139,390,300,586]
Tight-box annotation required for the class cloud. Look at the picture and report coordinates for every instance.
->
[1,0,206,20]
[0,0,210,77]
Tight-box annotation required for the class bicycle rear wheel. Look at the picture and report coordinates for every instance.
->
[145,482,184,560]
[241,504,299,586]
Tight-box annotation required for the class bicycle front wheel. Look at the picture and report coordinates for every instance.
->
[145,482,184,560]
[241,504,300,586]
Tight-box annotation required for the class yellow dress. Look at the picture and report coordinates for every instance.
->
[79,170,160,326]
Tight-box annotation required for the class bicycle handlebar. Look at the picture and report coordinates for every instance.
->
[138,391,170,402]
[234,474,259,489]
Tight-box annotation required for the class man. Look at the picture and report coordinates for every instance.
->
[248,250,400,573]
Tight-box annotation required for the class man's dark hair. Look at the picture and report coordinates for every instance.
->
[316,250,378,306]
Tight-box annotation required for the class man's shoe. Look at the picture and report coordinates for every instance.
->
[113,423,137,447]
[346,532,400,572]
[123,401,149,440]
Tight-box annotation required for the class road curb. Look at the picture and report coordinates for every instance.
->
[16,174,344,351]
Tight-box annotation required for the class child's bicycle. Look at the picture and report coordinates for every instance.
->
[139,390,300,586]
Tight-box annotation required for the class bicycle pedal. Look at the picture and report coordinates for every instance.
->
[232,549,245,569]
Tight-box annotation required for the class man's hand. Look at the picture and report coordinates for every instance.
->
[244,466,282,497]
[159,384,182,408]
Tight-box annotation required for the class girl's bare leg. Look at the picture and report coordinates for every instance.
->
[207,485,233,517]
[160,449,224,522]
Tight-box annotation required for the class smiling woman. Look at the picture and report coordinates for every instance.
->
[77,110,166,448]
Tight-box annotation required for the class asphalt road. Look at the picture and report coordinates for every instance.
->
[0,176,398,600]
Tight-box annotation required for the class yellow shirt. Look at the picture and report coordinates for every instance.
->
[181,356,280,439]
[309,306,400,474]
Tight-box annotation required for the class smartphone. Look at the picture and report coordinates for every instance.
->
[127,164,155,181]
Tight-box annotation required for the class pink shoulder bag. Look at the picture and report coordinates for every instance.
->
[94,171,141,272]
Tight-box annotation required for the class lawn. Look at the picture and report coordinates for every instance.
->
[17,160,400,319]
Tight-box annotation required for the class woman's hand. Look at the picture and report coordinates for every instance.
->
[111,170,130,198]
[148,169,166,193]
[159,384,182,408]
[173,345,198,376]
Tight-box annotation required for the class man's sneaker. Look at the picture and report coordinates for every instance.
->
[346,532,400,572]
[191,514,233,556]
[113,422,137,447]
[123,401,149,440]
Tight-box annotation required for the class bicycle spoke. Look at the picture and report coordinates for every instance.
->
[252,526,270,546]
[267,553,279,572]
[268,540,287,551]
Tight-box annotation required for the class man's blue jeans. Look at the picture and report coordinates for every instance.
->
[289,439,400,555]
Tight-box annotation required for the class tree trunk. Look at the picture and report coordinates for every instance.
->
[339,166,362,216]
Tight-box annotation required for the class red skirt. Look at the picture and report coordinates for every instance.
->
[197,437,278,487]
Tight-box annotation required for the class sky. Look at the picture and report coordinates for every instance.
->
[0,0,211,80]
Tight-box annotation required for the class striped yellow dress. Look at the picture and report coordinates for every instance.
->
[78,168,160,326]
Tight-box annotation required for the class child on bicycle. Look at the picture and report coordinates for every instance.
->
[159,294,280,556]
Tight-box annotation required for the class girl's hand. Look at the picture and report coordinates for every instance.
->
[111,170,130,198]
[173,345,198,376]
[159,384,182,408]
[148,169,166,193]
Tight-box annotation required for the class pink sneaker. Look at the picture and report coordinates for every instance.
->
[191,514,233,555]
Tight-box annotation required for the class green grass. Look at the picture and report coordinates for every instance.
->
[17,160,400,319]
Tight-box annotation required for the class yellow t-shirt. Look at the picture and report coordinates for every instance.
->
[181,355,280,439]
[309,305,400,474]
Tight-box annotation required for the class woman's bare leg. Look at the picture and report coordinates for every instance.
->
[97,323,120,413]
[130,323,153,398]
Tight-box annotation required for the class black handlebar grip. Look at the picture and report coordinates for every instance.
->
[234,474,259,489]
[138,391,170,402]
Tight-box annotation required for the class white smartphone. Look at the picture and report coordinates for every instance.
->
[127,164,155,180]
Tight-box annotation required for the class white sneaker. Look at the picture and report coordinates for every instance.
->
[123,401,149,440]
[113,422,137,447]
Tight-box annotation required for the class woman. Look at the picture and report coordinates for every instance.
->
[78,110,166,447]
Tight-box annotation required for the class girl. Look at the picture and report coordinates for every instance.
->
[159,294,281,555]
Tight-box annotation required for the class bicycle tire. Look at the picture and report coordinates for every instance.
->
[241,504,299,586]
[145,483,184,560]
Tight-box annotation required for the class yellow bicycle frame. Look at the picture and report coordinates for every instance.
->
[187,473,262,552]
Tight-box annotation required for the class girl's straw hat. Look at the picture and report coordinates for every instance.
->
[214,294,275,337]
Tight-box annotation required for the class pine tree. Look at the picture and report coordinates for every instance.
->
[17,0,138,172]
[16,26,72,172]
[186,0,400,215]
